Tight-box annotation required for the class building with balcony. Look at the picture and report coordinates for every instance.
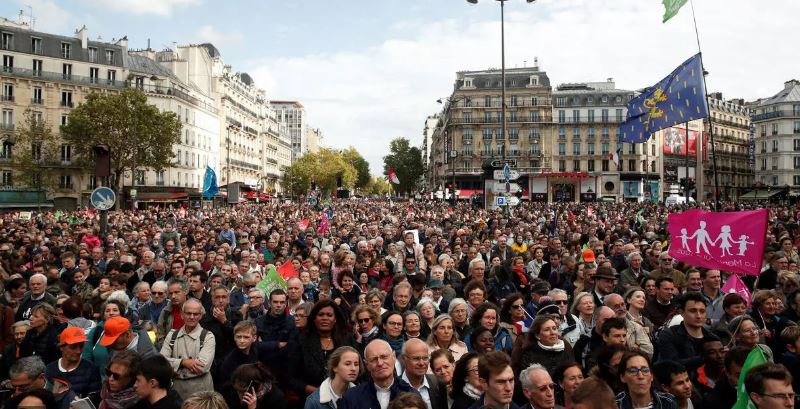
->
[751,79,800,197]
[0,19,128,208]
[271,101,307,161]
[551,80,647,202]
[703,93,754,201]
[430,62,554,201]
[422,114,438,190]
[261,108,292,194]
[306,126,322,154]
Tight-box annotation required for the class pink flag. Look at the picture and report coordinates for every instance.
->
[667,209,768,276]
[318,213,329,234]
[721,273,752,306]
[297,219,310,231]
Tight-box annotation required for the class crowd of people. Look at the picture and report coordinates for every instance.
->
[0,198,798,409]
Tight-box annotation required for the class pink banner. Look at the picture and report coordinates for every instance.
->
[667,209,768,276]
[721,274,752,306]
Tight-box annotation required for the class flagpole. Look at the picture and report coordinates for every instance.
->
[688,0,721,210]
[684,122,690,203]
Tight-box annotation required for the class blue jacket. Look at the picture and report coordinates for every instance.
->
[304,378,354,409]
[45,359,101,397]
[464,326,514,353]
[338,377,417,409]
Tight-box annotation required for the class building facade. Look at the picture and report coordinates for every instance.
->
[704,93,754,200]
[306,126,322,154]
[271,101,307,161]
[430,64,554,201]
[422,114,438,191]
[0,20,128,208]
[752,79,800,195]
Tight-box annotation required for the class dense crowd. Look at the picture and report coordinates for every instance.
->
[0,199,799,409]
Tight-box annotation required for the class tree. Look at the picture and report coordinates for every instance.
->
[341,147,370,189]
[364,176,392,196]
[9,110,60,195]
[280,148,357,196]
[383,137,424,196]
[60,88,182,208]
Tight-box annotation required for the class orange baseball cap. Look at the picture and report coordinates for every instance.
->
[99,317,131,346]
[582,249,596,263]
[59,327,88,345]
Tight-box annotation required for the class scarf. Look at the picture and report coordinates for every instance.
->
[512,266,528,286]
[99,381,141,409]
[463,383,482,400]
[362,326,379,340]
[537,340,565,352]
[384,334,405,354]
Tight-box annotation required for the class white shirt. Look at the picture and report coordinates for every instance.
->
[402,372,432,409]
[376,382,392,409]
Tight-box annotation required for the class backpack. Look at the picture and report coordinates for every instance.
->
[167,327,209,353]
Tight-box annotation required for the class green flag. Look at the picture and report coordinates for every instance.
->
[256,265,286,295]
[732,345,770,409]
[663,0,688,22]
[55,210,63,222]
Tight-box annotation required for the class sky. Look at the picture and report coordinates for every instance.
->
[2,0,798,174]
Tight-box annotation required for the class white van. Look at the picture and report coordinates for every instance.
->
[664,195,695,206]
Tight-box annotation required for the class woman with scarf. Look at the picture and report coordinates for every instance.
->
[498,293,527,346]
[564,292,594,347]
[223,362,286,409]
[427,314,468,362]
[303,346,360,409]
[380,310,406,356]
[615,351,677,409]
[511,316,574,377]
[100,350,142,409]
[450,352,482,409]
[331,270,360,320]
[448,299,471,341]
[352,305,381,353]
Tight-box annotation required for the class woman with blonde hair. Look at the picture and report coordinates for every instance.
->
[304,346,361,409]
[427,314,468,362]
[182,391,228,409]
[563,292,594,346]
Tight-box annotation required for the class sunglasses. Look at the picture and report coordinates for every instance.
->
[152,291,165,295]
[358,318,372,324]
[553,300,569,305]
[511,304,525,309]
[106,367,126,381]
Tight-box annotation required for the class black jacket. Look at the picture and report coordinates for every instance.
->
[132,389,183,409]
[15,292,56,321]
[338,377,418,409]
[701,376,737,409]
[20,322,63,365]
[655,324,719,373]
[254,311,297,366]
[288,332,355,395]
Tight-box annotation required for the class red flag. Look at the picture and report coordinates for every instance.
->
[277,259,298,280]
[297,219,309,231]
[721,274,752,307]
[667,209,768,276]
[387,168,400,184]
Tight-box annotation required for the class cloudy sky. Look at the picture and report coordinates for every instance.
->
[3,0,798,173]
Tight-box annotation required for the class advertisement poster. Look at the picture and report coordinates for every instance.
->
[663,127,698,156]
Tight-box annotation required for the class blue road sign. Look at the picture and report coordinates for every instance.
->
[91,187,116,210]
[495,196,506,206]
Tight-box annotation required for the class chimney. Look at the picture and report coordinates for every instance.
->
[709,92,723,100]
[786,79,800,90]
[533,57,539,70]
[76,25,88,49]
[115,36,128,50]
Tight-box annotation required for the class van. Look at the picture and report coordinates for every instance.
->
[665,195,695,206]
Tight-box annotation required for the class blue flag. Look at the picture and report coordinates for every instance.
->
[620,53,708,143]
[202,166,218,199]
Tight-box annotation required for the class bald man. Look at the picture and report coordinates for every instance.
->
[573,306,615,372]
[339,339,418,409]
[604,294,653,357]
[400,339,448,409]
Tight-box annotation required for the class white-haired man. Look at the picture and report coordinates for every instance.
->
[159,298,215,399]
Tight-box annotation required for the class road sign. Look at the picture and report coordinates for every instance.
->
[503,164,511,180]
[91,187,116,210]
[495,196,506,206]
[493,169,520,180]
[492,181,521,193]
[506,196,520,206]
[491,159,517,168]
[495,196,520,206]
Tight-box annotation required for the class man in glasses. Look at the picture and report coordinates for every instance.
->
[604,293,653,357]
[400,338,448,409]
[745,363,796,409]
[160,298,216,399]
[7,356,46,404]
[648,252,686,292]
[44,327,101,397]
[339,339,417,409]
[139,281,169,326]
[520,363,559,409]
[101,316,159,359]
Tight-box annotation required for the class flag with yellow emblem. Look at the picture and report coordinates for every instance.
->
[620,53,708,144]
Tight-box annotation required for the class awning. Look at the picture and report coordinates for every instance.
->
[739,189,782,200]
[457,189,483,198]
[0,202,53,209]
[135,192,189,202]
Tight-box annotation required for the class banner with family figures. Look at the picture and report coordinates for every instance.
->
[667,208,768,276]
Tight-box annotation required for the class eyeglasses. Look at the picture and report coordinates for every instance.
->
[405,355,430,363]
[760,393,796,402]
[152,291,165,295]
[553,300,569,305]
[512,304,525,309]
[660,258,673,263]
[358,318,372,324]
[366,354,393,365]
[386,321,403,327]
[625,367,651,376]
[106,367,126,381]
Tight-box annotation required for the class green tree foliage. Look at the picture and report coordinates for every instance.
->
[60,89,182,203]
[383,137,423,196]
[281,148,357,196]
[365,176,392,196]
[9,110,60,192]
[341,147,370,188]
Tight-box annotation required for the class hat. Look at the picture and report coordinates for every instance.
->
[582,249,596,263]
[728,314,754,336]
[59,327,88,345]
[99,317,131,346]
[594,268,618,281]
[536,303,561,317]
[427,279,444,290]
[530,279,550,295]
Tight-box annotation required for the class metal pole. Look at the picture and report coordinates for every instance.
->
[500,0,509,217]
[685,122,690,203]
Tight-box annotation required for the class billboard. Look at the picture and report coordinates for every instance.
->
[663,127,698,156]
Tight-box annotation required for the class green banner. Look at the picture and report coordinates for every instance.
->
[732,345,770,409]
[256,265,287,295]
[663,0,688,22]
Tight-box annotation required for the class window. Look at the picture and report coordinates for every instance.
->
[32,111,42,125]
[61,42,71,59]
[601,143,610,155]
[0,141,11,158]
[588,128,595,139]
[107,70,116,85]
[483,129,492,140]
[530,111,540,122]
[558,143,566,155]
[772,157,778,170]
[652,144,656,156]
[61,115,68,126]
[651,161,656,172]
[572,110,580,123]
[484,112,492,123]
[573,160,581,171]
[32,59,42,76]
[602,95,608,103]
[495,128,503,140]
[87,176,97,190]
[1,109,13,129]
[1,171,11,186]
[61,91,73,107]
[588,143,595,155]
[529,128,540,140]
[510,96,518,107]
[587,110,595,123]
[573,127,580,139]
[794,121,800,134]
[760,158,766,171]
[462,160,470,168]
[761,141,767,153]
[135,171,146,185]
[463,144,472,156]
[32,87,42,104]
[628,143,636,154]
[531,96,539,106]
[105,50,114,65]
[462,112,472,123]
[531,143,541,155]
[772,123,779,135]
[616,109,624,122]
[558,127,566,140]
[628,159,636,172]
[556,97,567,106]
[483,143,492,155]
[88,47,98,62]
[602,160,610,172]
[509,111,517,122]
[573,143,580,155]
[484,96,492,107]
[773,140,779,152]
[795,139,800,151]
[2,55,12,72]
[463,129,473,140]
[61,144,72,163]
[588,160,595,171]
[602,127,609,138]
[1,83,12,102]
[0,33,12,50]
[509,128,519,140]
[31,142,41,161]
[31,37,42,54]
[793,157,800,170]
[795,175,800,186]
[62,63,72,80]
[558,160,566,172]
[89,67,99,83]
[601,109,609,123]
[642,160,647,172]
[558,110,565,123]
[530,159,541,168]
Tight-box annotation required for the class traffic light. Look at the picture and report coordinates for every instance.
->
[679,178,687,192]
[687,178,696,193]
[93,144,111,177]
